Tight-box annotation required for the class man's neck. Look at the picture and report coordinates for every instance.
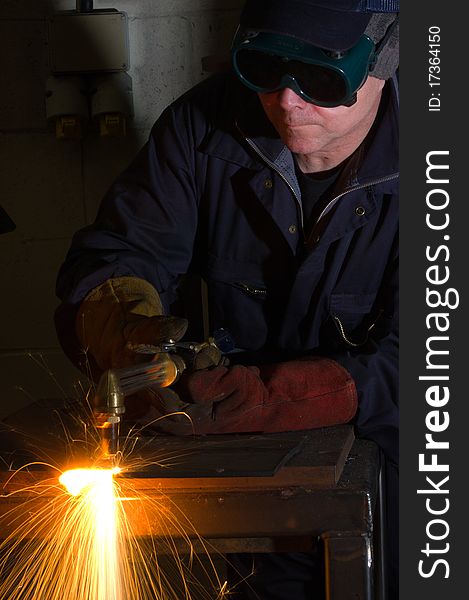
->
[295,91,383,174]
[295,142,359,174]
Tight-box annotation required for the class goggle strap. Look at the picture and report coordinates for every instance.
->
[371,14,399,70]
[361,0,399,11]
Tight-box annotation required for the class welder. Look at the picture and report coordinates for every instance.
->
[54,1,399,597]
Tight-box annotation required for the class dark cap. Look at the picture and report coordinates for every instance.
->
[240,0,376,51]
[0,204,16,234]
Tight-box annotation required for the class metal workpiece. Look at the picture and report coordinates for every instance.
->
[118,436,379,541]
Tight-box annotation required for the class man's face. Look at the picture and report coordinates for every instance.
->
[258,75,385,158]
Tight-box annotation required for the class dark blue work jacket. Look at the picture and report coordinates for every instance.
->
[56,73,399,463]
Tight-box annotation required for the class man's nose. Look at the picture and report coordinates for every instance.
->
[275,86,307,110]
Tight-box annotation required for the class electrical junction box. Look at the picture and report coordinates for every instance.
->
[48,10,129,74]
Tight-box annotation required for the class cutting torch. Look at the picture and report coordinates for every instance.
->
[92,331,233,460]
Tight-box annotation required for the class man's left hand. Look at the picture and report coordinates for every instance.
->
[138,358,358,435]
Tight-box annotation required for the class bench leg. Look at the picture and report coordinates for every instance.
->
[321,531,373,600]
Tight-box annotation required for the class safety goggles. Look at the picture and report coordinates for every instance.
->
[231,29,376,108]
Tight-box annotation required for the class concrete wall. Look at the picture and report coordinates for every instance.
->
[0,0,243,419]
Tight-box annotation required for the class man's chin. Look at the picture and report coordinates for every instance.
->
[278,125,321,152]
[281,135,318,155]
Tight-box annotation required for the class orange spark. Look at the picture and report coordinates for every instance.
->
[59,467,123,600]
[0,462,231,600]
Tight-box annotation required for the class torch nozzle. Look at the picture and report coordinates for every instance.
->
[92,353,184,459]
[93,369,125,460]
[96,417,120,458]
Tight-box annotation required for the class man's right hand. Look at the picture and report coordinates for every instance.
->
[75,276,188,372]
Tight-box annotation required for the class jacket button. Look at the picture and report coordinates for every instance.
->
[288,224,297,234]
[264,178,273,189]
[355,206,366,216]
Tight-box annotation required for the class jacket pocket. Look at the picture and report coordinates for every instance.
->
[205,276,269,350]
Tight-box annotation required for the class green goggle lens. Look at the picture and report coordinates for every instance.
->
[232,31,376,108]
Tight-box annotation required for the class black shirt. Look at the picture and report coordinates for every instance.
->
[294,161,342,239]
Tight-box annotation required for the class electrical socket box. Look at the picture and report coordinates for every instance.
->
[48,10,129,74]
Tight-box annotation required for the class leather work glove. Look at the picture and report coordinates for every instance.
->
[76,276,188,372]
[144,358,358,435]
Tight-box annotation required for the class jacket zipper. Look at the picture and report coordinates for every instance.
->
[242,129,398,243]
[306,172,399,246]
[242,135,306,231]
[333,308,384,348]
[314,172,399,225]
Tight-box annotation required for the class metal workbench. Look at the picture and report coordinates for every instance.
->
[0,399,384,599]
